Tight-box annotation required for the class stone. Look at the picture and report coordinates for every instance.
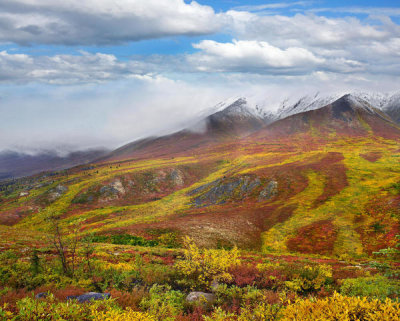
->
[258,180,278,200]
[186,292,216,304]
[35,292,48,299]
[75,292,111,303]
[100,179,125,197]
[170,169,184,186]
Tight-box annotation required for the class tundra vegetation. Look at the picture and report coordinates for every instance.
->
[0,129,400,319]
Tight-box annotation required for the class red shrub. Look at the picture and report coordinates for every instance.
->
[109,288,148,309]
[286,220,337,255]
[229,264,260,287]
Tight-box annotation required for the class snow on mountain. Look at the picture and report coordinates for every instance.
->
[210,91,400,126]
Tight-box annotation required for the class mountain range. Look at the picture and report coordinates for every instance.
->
[2,91,399,180]
[1,91,399,258]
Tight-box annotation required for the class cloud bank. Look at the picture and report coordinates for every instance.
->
[1,1,400,152]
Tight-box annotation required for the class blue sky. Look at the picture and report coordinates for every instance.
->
[0,0,400,153]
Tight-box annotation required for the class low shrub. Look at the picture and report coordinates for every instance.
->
[340,275,400,300]
[282,292,400,320]
[284,264,333,294]
[139,284,185,321]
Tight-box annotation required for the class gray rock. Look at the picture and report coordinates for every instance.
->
[186,292,216,304]
[76,292,111,303]
[170,169,184,186]
[35,292,48,299]
[259,180,278,201]
[100,179,125,197]
[48,184,68,201]
[55,185,68,194]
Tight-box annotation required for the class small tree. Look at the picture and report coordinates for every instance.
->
[46,212,82,277]
[374,235,400,262]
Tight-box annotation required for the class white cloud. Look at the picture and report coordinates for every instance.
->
[0,50,151,84]
[0,0,221,45]
[189,39,324,74]
[225,12,392,47]
[233,1,313,12]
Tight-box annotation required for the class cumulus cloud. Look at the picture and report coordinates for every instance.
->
[189,39,324,74]
[0,0,221,45]
[226,11,394,48]
[185,11,400,76]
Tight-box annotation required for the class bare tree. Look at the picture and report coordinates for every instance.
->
[46,212,81,277]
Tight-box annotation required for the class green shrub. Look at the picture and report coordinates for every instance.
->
[90,234,159,247]
[284,264,333,294]
[340,275,400,300]
[139,284,185,321]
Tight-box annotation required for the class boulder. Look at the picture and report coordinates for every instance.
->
[186,292,216,305]
[35,292,48,299]
[68,292,111,303]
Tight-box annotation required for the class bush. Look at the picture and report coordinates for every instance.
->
[284,264,333,294]
[282,292,400,320]
[239,302,281,321]
[90,234,159,247]
[340,275,400,300]
[175,237,240,290]
[139,285,185,321]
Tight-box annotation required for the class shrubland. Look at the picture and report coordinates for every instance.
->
[0,233,398,320]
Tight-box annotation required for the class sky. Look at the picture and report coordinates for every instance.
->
[1,0,400,153]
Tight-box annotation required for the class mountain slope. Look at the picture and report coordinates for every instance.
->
[0,149,108,181]
[384,93,400,124]
[99,98,267,162]
[1,94,399,258]
[262,94,400,139]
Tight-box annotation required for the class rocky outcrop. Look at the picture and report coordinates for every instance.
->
[258,180,278,200]
[170,169,184,186]
[48,184,68,201]
[100,179,125,197]
[189,175,277,207]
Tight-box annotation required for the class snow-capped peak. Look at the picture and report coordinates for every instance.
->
[208,90,400,125]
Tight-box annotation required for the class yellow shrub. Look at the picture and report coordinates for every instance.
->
[282,292,400,321]
[203,307,236,321]
[175,237,240,290]
[92,308,155,321]
[239,302,281,321]
[284,264,332,293]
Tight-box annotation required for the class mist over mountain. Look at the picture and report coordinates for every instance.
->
[0,148,109,181]
[2,90,400,180]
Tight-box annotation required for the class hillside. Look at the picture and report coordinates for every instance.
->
[1,94,399,259]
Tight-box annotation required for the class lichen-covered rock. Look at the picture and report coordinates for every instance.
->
[170,169,184,186]
[190,175,265,207]
[100,179,125,197]
[48,184,68,201]
[74,292,111,303]
[186,292,216,304]
[258,180,278,200]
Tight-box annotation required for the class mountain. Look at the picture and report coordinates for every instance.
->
[263,94,399,139]
[273,91,400,121]
[384,93,400,124]
[99,97,269,162]
[0,149,109,181]
[1,93,400,259]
